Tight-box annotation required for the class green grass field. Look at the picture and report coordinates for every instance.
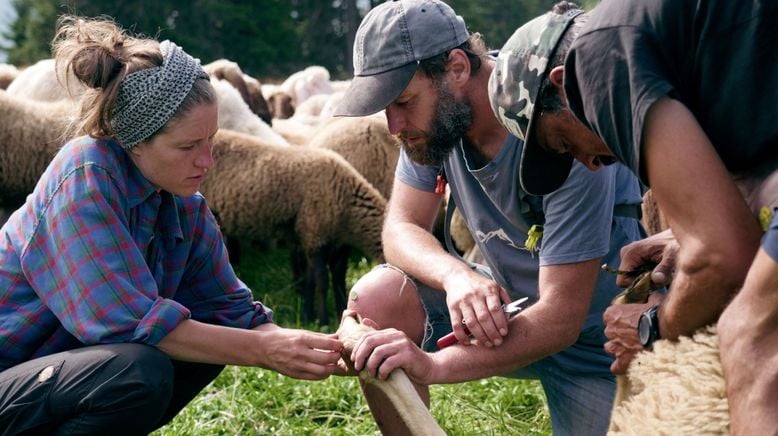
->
[154,243,552,435]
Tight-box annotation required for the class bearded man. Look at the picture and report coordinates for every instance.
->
[334,2,645,435]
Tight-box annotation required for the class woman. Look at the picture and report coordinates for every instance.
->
[0,16,343,434]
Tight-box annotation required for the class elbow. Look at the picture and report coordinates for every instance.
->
[678,240,756,294]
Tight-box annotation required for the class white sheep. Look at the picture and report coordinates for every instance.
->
[6,58,83,101]
[279,65,334,108]
[609,325,727,435]
[203,58,272,125]
[0,64,20,90]
[202,129,387,325]
[210,78,289,147]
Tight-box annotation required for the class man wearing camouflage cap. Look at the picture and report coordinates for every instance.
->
[489,0,778,432]
[336,1,645,434]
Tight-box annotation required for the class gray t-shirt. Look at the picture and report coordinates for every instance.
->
[396,135,644,375]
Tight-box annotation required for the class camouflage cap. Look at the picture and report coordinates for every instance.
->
[488,9,583,196]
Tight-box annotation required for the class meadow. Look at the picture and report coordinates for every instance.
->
[154,243,552,435]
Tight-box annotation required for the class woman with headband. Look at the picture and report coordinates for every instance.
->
[0,16,343,434]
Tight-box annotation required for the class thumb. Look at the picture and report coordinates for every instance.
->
[651,257,674,285]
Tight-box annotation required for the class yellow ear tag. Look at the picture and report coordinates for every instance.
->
[525,224,543,252]
[759,206,773,232]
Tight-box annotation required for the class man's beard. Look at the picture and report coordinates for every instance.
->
[402,81,472,166]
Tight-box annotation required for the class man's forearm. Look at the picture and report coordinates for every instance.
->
[718,250,778,434]
[643,97,762,339]
[428,301,580,383]
[383,222,472,291]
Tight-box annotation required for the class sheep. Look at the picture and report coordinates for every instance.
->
[641,189,669,236]
[608,325,727,435]
[3,58,290,148]
[202,129,387,325]
[203,59,272,125]
[270,117,318,146]
[307,114,400,199]
[607,270,729,434]
[210,77,289,147]
[261,83,295,120]
[6,58,83,101]
[279,65,334,108]
[0,91,73,207]
[0,64,20,90]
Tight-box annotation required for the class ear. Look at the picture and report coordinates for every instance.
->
[446,49,471,87]
[548,65,565,90]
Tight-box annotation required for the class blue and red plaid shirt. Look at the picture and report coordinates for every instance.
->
[0,136,272,371]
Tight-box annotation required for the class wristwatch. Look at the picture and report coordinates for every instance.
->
[637,304,661,348]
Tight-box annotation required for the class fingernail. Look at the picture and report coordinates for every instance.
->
[500,328,507,335]
[494,338,502,346]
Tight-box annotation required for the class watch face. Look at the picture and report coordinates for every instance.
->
[638,313,651,346]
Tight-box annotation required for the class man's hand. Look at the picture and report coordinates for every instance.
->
[617,229,678,288]
[442,267,511,348]
[603,292,665,374]
[349,327,435,385]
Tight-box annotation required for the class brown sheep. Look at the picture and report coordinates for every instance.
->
[202,129,387,325]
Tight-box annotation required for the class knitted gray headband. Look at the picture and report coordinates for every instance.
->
[112,40,208,149]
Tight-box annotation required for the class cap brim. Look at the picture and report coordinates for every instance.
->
[334,62,418,117]
[519,128,574,196]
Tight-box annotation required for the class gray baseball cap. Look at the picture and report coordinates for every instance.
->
[488,9,583,196]
[335,0,469,117]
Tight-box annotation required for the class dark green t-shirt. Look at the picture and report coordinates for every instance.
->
[564,0,778,183]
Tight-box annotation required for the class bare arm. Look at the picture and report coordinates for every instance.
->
[383,179,511,347]
[718,249,778,434]
[351,259,600,383]
[642,97,761,339]
[157,319,343,380]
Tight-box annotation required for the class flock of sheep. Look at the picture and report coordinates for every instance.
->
[0,58,398,326]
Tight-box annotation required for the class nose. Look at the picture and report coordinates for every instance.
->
[195,140,215,169]
[572,151,602,171]
[384,106,405,135]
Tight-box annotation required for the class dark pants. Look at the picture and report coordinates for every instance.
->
[0,343,223,435]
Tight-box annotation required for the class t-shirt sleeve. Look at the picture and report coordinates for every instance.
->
[395,148,440,192]
[20,164,190,346]
[564,26,673,182]
[763,212,778,262]
[538,162,615,266]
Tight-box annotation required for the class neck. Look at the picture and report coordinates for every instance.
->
[462,60,509,162]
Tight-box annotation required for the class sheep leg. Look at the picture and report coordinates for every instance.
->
[337,316,445,436]
[290,246,314,323]
[309,248,330,325]
[328,245,350,316]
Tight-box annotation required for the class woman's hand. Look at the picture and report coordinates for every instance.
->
[253,324,343,380]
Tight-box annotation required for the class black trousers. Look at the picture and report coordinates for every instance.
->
[0,343,224,435]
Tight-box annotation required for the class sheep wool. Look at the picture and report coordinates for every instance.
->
[307,113,400,200]
[0,91,73,207]
[201,129,387,324]
[609,325,729,435]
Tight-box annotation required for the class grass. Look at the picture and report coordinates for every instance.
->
[153,242,552,435]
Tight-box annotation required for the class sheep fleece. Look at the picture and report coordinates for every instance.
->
[609,325,729,435]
